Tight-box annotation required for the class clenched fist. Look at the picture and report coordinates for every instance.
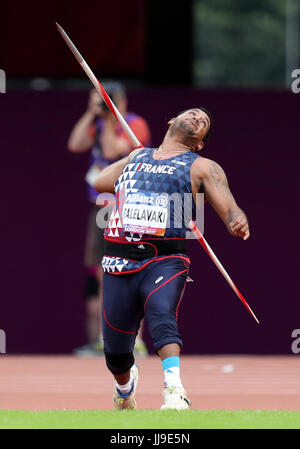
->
[228,214,250,240]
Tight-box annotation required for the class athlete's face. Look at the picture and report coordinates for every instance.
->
[169,109,210,150]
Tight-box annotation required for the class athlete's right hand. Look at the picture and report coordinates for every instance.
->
[228,214,250,240]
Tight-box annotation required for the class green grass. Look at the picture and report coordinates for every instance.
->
[0,409,300,429]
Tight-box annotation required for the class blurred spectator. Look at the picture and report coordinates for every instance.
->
[68,81,151,357]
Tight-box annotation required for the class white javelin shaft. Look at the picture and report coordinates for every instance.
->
[206,237,259,323]
[203,235,237,290]
[56,22,142,149]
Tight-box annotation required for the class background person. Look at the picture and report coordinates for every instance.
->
[68,81,151,356]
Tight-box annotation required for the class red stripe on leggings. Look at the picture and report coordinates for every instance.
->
[102,299,137,335]
[144,269,188,309]
[176,283,186,321]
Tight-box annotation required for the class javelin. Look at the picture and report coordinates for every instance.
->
[55,22,143,150]
[189,220,259,324]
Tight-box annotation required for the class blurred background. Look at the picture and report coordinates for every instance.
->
[1,0,299,354]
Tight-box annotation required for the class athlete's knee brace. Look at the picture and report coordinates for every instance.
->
[105,352,134,375]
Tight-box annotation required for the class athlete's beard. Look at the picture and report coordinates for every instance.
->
[168,118,200,153]
[170,117,195,137]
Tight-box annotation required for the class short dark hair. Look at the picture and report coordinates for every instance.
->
[101,80,126,99]
[176,107,212,143]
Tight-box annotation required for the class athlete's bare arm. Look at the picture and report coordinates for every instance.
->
[93,148,144,193]
[191,157,250,240]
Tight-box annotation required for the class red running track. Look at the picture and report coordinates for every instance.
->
[0,355,300,410]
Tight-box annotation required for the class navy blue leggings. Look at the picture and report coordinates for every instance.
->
[102,257,189,355]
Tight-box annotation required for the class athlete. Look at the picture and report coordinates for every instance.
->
[93,108,250,410]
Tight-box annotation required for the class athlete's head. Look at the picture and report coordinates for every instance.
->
[168,108,212,151]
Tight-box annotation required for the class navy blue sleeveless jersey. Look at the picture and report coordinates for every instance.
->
[102,148,200,273]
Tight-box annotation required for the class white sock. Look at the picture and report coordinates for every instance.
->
[116,375,133,395]
[164,366,183,388]
[162,357,183,389]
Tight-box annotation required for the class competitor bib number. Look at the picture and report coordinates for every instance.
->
[122,191,168,236]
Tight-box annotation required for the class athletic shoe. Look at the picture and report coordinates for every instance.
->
[133,339,148,358]
[113,364,139,410]
[73,338,104,357]
[160,386,191,410]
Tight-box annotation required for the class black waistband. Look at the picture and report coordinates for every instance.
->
[104,238,187,261]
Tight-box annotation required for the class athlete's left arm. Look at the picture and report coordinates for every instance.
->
[191,157,250,240]
[93,147,144,193]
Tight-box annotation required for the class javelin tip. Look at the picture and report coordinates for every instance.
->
[55,23,65,34]
[55,22,84,64]
[254,315,260,325]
